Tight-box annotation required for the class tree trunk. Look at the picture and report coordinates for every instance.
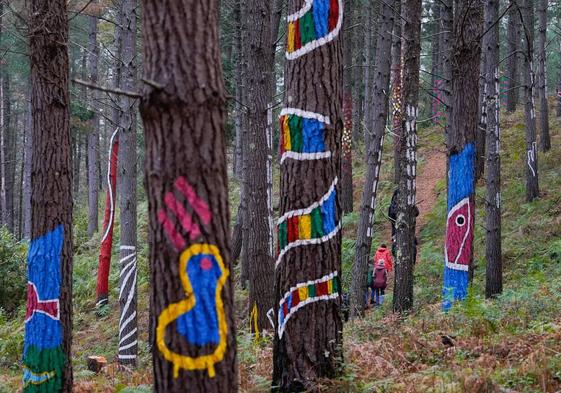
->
[243,0,275,333]
[23,84,33,240]
[351,0,364,143]
[506,7,520,112]
[95,132,119,310]
[483,0,502,299]
[361,2,374,150]
[272,0,344,389]
[2,74,14,233]
[430,1,440,124]
[350,0,395,318]
[520,0,539,202]
[87,0,100,238]
[341,0,354,213]
[440,0,453,144]
[141,0,237,390]
[476,49,487,181]
[442,0,482,311]
[117,0,138,366]
[24,0,73,391]
[233,0,244,179]
[557,39,561,117]
[392,0,403,184]
[392,0,422,313]
[536,0,550,152]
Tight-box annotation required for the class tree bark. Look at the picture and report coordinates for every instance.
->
[361,2,375,150]
[430,1,440,124]
[2,74,14,233]
[476,49,487,181]
[350,0,395,318]
[141,0,238,390]
[392,0,403,184]
[440,0,453,144]
[243,0,275,332]
[23,84,33,240]
[117,0,138,366]
[520,0,540,202]
[506,7,520,112]
[272,0,344,389]
[392,0,422,313]
[341,0,354,213]
[442,0,482,311]
[87,0,100,238]
[536,0,550,152]
[24,0,73,391]
[483,0,502,298]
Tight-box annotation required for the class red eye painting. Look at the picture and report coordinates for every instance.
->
[445,197,474,271]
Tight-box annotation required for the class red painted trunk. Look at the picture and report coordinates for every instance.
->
[95,132,119,308]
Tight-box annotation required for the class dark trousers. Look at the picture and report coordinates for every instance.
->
[373,287,385,305]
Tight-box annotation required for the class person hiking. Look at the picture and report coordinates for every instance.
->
[372,259,387,306]
[374,243,393,272]
[365,263,374,308]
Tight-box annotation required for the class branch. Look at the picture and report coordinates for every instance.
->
[72,78,142,99]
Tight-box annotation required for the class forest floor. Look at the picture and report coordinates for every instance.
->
[1,103,561,392]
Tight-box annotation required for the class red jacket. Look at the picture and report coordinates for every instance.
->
[373,246,393,272]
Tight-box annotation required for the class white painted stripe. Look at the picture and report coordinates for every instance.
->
[280,151,332,164]
[119,339,138,352]
[118,354,137,359]
[279,293,340,338]
[101,128,120,243]
[275,222,341,268]
[119,310,137,336]
[278,177,338,224]
[119,273,137,325]
[280,107,331,124]
[119,327,138,345]
[286,0,313,22]
[120,245,136,250]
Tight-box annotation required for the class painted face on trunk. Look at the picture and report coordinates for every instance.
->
[445,197,473,271]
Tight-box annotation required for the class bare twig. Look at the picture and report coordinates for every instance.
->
[72,78,142,99]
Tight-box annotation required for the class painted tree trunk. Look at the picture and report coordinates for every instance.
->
[95,132,119,310]
[24,0,73,390]
[391,0,403,184]
[341,0,354,214]
[520,0,540,202]
[506,7,520,112]
[244,0,275,333]
[272,0,344,389]
[392,0,422,313]
[536,0,550,152]
[117,0,138,366]
[483,0,502,299]
[350,0,395,318]
[141,0,237,390]
[442,0,482,311]
[476,50,487,181]
[87,0,100,238]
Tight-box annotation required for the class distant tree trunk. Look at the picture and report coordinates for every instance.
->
[350,0,395,318]
[361,2,374,149]
[233,0,244,179]
[392,0,403,184]
[483,0,502,298]
[536,0,550,152]
[476,48,487,181]
[72,133,82,197]
[87,0,100,238]
[243,0,275,333]
[557,41,561,117]
[392,0,422,313]
[141,0,237,390]
[520,0,539,202]
[352,1,364,143]
[23,85,32,240]
[272,0,344,389]
[442,0,482,311]
[117,0,138,366]
[440,0,453,143]
[430,1,440,123]
[24,0,73,391]
[95,132,118,310]
[2,75,14,233]
[506,7,520,112]
[341,0,354,213]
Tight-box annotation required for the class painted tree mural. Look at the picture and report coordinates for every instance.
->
[442,0,482,311]
[272,0,344,389]
[23,0,73,390]
[140,0,237,390]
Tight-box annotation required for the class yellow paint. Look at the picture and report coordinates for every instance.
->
[156,244,229,378]
[250,302,260,345]
[283,116,292,151]
[22,367,55,387]
[298,214,312,239]
[298,286,308,302]
[327,279,333,294]
[287,22,295,53]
